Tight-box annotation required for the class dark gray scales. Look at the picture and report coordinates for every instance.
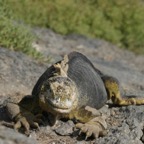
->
[67,52,107,109]
[32,65,56,97]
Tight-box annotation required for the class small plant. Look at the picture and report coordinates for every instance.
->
[0,0,43,60]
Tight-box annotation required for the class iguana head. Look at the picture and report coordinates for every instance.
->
[39,76,78,114]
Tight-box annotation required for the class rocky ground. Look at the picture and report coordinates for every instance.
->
[0,28,144,144]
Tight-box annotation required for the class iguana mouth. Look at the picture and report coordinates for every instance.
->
[44,91,78,113]
[47,99,73,113]
[39,93,77,113]
[47,98,73,110]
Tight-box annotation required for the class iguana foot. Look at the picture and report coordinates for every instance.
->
[14,113,42,135]
[6,102,43,135]
[76,116,107,139]
[117,97,144,105]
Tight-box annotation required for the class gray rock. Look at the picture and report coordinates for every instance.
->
[54,120,75,136]
[0,47,47,98]
[0,126,37,144]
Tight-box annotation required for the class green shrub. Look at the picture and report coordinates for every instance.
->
[3,0,144,54]
[0,0,43,59]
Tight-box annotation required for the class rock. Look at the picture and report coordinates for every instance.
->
[0,126,37,144]
[0,47,47,98]
[54,120,75,136]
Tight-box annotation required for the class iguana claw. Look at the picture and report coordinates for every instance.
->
[6,102,42,134]
[76,116,107,139]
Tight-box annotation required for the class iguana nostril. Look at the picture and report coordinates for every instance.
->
[56,97,60,103]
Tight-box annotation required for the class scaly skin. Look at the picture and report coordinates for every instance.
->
[5,51,144,139]
[102,75,144,105]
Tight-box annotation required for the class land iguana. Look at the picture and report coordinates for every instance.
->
[5,51,144,139]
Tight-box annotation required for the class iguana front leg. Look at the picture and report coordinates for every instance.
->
[73,106,107,139]
[5,96,42,134]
